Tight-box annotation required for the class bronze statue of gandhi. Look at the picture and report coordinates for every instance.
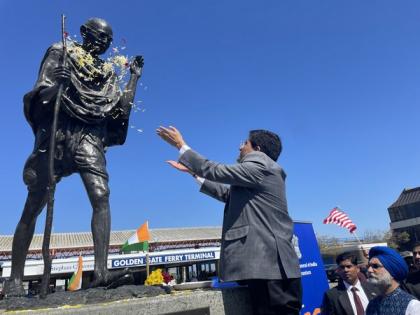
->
[4,17,144,296]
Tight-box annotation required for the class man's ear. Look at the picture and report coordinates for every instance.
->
[256,146,261,151]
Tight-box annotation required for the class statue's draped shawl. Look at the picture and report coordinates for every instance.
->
[24,42,129,147]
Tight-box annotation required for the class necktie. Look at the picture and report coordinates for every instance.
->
[351,286,364,315]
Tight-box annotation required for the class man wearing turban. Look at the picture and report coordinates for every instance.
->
[366,246,420,315]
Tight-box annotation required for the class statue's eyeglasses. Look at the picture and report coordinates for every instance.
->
[83,26,113,42]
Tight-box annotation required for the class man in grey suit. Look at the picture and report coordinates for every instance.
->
[157,126,302,315]
[322,252,379,315]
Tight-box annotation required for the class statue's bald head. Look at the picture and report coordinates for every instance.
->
[81,18,113,38]
[80,18,113,55]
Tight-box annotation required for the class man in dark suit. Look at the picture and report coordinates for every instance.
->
[157,126,302,315]
[322,252,379,315]
[402,242,420,299]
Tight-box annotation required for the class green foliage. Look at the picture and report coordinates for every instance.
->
[385,231,410,250]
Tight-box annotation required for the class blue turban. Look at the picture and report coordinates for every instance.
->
[369,246,408,282]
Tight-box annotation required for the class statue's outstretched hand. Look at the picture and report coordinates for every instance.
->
[130,55,144,77]
[166,161,192,174]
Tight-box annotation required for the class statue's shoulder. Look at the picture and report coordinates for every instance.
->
[37,42,63,67]
[45,42,64,55]
[49,42,63,51]
[40,42,63,58]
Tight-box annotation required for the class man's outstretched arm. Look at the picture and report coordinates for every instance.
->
[166,160,230,203]
[156,126,264,187]
[200,180,230,203]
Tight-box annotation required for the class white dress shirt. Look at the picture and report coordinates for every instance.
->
[405,299,420,315]
[179,144,191,155]
[344,279,369,314]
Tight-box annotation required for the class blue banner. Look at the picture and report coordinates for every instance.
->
[294,222,328,315]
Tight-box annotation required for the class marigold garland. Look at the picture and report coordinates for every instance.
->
[144,269,164,286]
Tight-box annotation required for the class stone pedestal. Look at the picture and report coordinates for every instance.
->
[0,287,252,315]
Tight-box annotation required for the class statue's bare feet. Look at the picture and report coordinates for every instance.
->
[4,279,26,297]
[89,268,131,288]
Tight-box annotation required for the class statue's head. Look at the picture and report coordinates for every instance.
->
[80,18,113,55]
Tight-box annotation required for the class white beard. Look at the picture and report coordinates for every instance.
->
[368,271,393,293]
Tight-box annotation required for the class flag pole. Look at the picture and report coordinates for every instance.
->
[352,231,369,261]
[146,252,150,277]
[145,220,150,277]
[352,231,363,245]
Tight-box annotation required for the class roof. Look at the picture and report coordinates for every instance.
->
[388,187,420,209]
[0,226,222,252]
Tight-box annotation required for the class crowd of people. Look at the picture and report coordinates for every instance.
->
[322,244,420,315]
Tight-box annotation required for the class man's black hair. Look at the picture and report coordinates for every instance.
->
[248,130,282,161]
[413,242,420,250]
[336,252,358,266]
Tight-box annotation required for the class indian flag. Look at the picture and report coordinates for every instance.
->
[68,256,83,291]
[122,221,151,252]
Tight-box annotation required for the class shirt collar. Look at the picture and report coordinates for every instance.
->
[239,151,266,163]
[343,279,362,291]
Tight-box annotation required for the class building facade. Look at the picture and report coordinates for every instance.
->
[0,227,222,294]
[388,187,420,247]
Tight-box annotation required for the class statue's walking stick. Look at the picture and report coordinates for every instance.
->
[40,14,67,298]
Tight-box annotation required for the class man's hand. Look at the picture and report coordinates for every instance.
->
[130,55,144,78]
[156,126,186,149]
[166,160,192,174]
[362,247,369,259]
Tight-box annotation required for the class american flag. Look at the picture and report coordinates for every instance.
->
[323,207,357,233]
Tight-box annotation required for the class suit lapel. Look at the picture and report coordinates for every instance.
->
[361,282,378,301]
[337,284,354,315]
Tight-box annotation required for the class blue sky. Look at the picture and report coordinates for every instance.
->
[1,0,420,238]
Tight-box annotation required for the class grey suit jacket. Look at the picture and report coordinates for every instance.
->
[179,149,301,282]
[321,281,379,315]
